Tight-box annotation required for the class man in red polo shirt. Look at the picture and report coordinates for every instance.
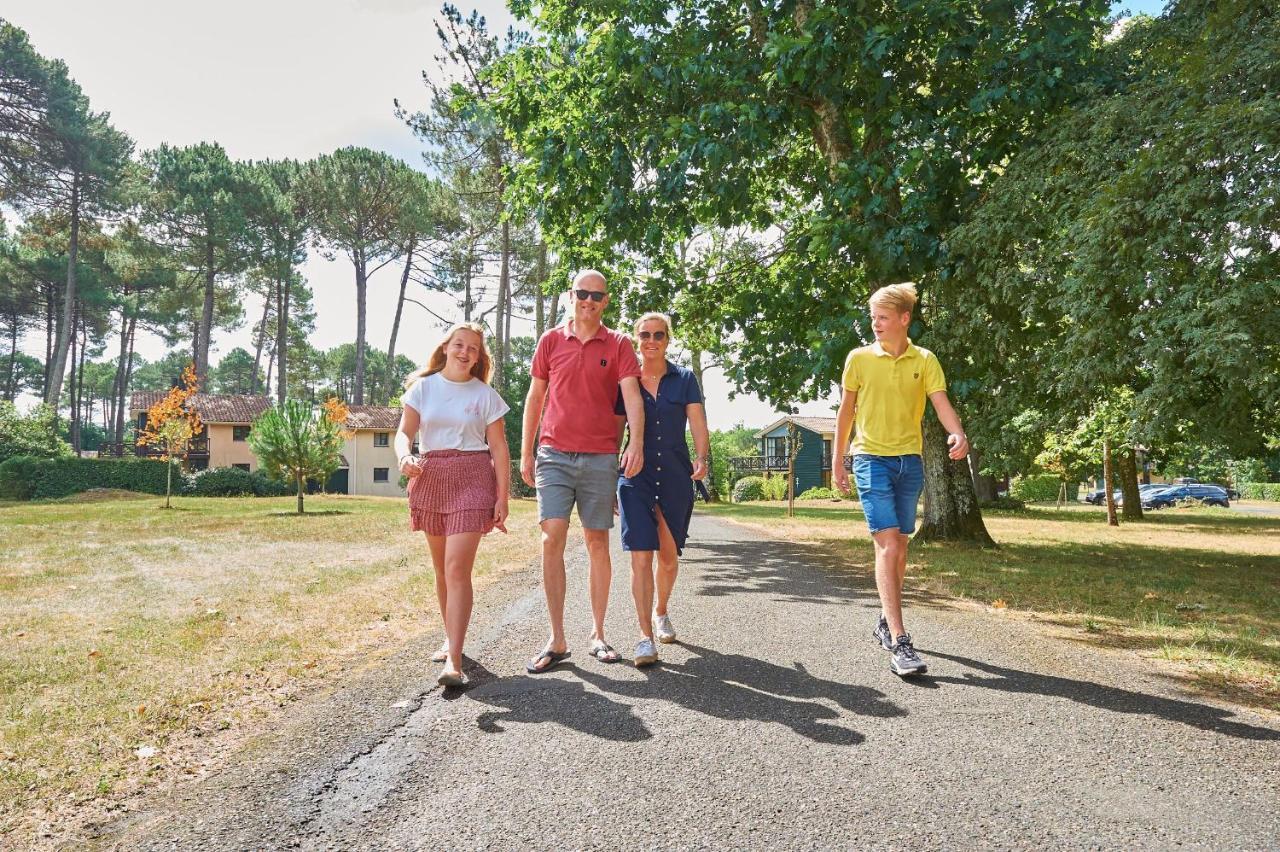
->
[520,269,645,673]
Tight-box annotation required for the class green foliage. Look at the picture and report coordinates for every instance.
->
[980,495,1027,511]
[494,0,1109,408]
[763,475,788,501]
[1238,483,1280,501]
[798,487,846,501]
[210,347,263,395]
[708,423,760,497]
[187,466,289,497]
[1010,473,1064,503]
[0,454,171,499]
[731,476,767,503]
[0,402,72,463]
[248,399,347,512]
[948,1,1280,456]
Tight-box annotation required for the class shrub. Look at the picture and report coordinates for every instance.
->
[798,486,847,501]
[732,476,767,502]
[0,403,72,464]
[188,466,290,497]
[1010,473,1064,502]
[762,475,789,500]
[0,455,174,500]
[979,495,1027,511]
[1238,482,1280,501]
[0,456,54,499]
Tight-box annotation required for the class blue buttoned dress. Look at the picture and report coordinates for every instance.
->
[615,361,703,554]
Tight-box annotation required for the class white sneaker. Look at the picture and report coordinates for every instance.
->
[634,637,658,667]
[653,614,677,644]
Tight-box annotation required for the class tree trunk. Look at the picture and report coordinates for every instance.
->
[251,290,271,395]
[534,242,547,338]
[113,316,136,448]
[968,449,999,503]
[463,262,473,322]
[296,473,304,514]
[386,238,416,403]
[494,219,511,390]
[915,412,997,545]
[5,317,17,401]
[548,289,561,330]
[1118,446,1143,521]
[354,255,367,405]
[1103,439,1119,527]
[165,457,173,509]
[110,301,130,443]
[46,174,80,407]
[689,348,719,501]
[276,273,290,404]
[197,238,216,386]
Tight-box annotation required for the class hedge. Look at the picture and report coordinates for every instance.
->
[0,455,174,499]
[1238,482,1280,501]
[188,466,290,497]
[798,486,848,501]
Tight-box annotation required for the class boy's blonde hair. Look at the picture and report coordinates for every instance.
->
[868,282,918,316]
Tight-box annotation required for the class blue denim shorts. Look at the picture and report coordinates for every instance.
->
[852,454,925,535]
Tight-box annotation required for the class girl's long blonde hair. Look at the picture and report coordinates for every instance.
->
[403,322,493,389]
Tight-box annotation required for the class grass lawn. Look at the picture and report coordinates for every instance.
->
[0,492,543,840]
[704,500,1280,710]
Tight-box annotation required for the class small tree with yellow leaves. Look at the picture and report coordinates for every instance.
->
[248,397,351,513]
[136,364,202,508]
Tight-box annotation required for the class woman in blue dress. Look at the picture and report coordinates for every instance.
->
[615,312,711,667]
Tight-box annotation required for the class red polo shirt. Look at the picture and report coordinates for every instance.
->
[531,322,641,453]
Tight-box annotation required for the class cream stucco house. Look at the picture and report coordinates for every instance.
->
[338,406,407,498]
[130,392,270,472]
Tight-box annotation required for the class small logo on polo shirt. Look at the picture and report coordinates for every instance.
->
[913,372,920,379]
[600,359,608,367]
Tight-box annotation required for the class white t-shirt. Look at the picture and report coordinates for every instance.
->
[402,373,511,453]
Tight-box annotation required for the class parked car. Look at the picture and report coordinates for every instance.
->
[1119,483,1173,506]
[1142,484,1230,509]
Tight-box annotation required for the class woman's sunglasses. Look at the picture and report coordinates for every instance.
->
[574,289,606,302]
[638,330,667,341]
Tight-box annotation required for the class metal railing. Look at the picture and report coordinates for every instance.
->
[731,453,855,472]
[101,436,211,458]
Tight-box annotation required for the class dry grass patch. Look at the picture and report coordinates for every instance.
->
[0,493,542,842]
[704,500,1280,710]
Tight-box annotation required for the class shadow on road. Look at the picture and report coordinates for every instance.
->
[690,534,939,613]
[690,535,876,605]
[464,662,653,742]
[575,642,902,746]
[929,652,1280,741]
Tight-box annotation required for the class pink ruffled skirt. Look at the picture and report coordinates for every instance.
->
[408,450,496,536]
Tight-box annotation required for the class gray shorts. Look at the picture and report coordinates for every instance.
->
[535,446,617,529]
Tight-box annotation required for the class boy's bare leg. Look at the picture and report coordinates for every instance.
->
[872,529,907,638]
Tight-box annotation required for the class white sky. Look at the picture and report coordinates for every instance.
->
[8,0,838,428]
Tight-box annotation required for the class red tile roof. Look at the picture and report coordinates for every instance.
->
[130,392,271,425]
[344,406,401,431]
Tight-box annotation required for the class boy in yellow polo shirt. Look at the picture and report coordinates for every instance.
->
[833,282,969,676]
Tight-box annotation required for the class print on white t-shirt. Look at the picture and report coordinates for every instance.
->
[402,373,510,453]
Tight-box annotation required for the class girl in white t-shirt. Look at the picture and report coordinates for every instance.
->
[395,322,511,687]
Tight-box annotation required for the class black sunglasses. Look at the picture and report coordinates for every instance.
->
[574,289,606,303]
[637,330,667,341]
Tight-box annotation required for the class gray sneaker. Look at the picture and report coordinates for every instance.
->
[653,613,677,644]
[889,635,927,676]
[634,637,658,667]
[872,615,894,651]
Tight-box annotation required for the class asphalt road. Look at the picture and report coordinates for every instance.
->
[101,513,1280,851]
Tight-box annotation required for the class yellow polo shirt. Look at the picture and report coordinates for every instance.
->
[841,340,946,456]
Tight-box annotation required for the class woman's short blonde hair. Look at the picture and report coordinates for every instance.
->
[633,312,673,337]
[869,282,918,316]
